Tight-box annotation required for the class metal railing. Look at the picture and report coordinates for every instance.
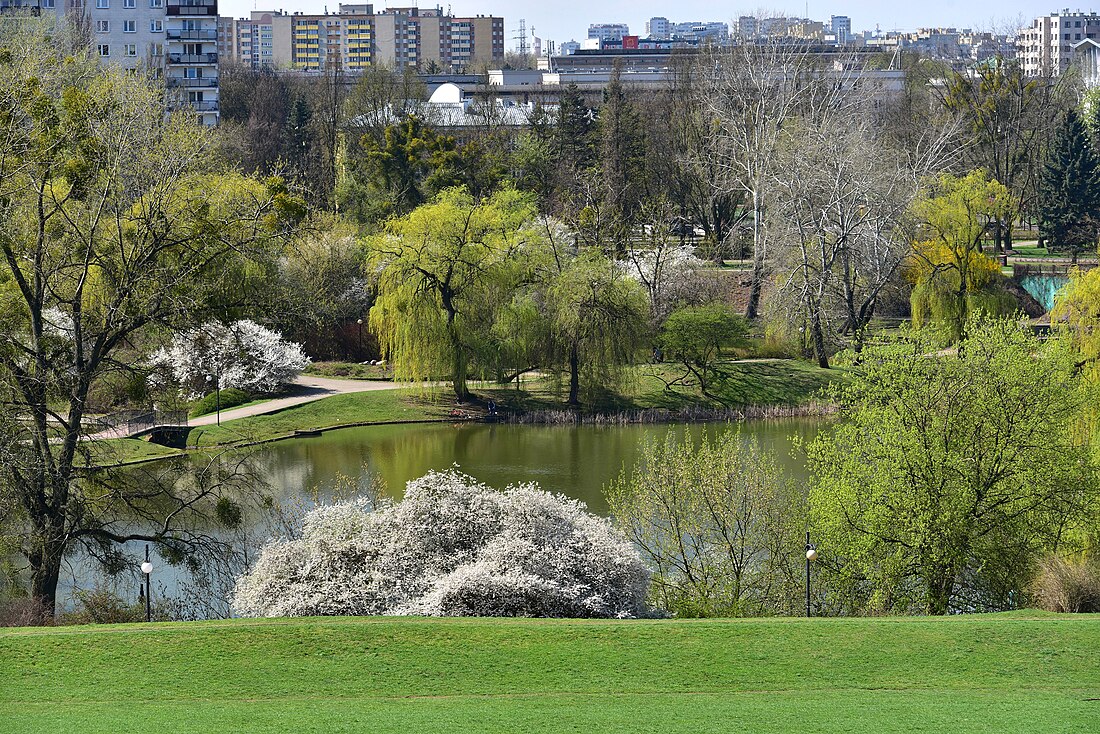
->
[167,77,218,88]
[90,409,188,436]
[168,52,218,64]
[166,28,217,39]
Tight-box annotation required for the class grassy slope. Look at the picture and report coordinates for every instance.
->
[1,614,1097,733]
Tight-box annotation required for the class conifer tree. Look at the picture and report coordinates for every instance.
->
[1039,108,1100,263]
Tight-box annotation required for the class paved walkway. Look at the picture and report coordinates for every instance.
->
[187,375,400,427]
[89,375,402,439]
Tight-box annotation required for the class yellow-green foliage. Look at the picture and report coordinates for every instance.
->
[366,187,539,397]
[908,171,1012,342]
[1053,267,1100,383]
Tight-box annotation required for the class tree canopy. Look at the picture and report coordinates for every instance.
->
[809,316,1099,614]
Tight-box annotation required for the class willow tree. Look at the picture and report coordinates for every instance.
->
[367,187,537,401]
[0,19,301,616]
[910,171,1012,343]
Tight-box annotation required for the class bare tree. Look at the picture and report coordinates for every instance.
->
[767,87,949,366]
[702,42,829,319]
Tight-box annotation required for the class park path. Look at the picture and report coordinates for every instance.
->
[186,375,400,427]
[88,375,402,440]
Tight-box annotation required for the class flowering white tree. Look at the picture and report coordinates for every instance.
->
[153,320,310,396]
[232,469,652,618]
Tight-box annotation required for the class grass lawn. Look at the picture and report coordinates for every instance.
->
[185,389,449,448]
[482,359,846,415]
[0,613,1097,733]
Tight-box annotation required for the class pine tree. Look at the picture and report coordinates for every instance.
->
[1039,108,1100,263]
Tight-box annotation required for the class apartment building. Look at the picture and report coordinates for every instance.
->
[217,4,502,73]
[587,23,629,44]
[4,0,220,124]
[1019,10,1100,76]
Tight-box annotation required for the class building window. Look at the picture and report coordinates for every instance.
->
[124,0,134,5]
[150,0,162,6]
[41,0,54,6]
[96,20,109,32]
[150,43,163,56]
[124,20,136,33]
[97,44,110,57]
[95,0,108,7]
[150,20,162,32]
[125,44,137,57]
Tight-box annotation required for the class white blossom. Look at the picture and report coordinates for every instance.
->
[232,469,651,619]
[151,319,309,397]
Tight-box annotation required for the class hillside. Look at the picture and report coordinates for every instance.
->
[1,614,1098,733]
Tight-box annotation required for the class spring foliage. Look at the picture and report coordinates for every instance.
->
[809,316,1099,614]
[605,431,804,617]
[232,469,651,618]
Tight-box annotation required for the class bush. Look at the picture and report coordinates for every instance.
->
[232,469,651,619]
[188,387,253,418]
[1031,556,1100,613]
[0,596,51,627]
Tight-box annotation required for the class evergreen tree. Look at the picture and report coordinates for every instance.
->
[1039,108,1100,263]
[597,63,648,254]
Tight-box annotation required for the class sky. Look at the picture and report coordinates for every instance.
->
[218,1,1064,47]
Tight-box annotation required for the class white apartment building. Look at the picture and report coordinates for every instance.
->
[17,0,219,124]
[587,23,628,44]
[646,16,670,39]
[164,0,219,125]
[1019,10,1100,76]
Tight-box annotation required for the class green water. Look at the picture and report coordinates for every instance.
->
[56,419,824,605]
[248,419,824,513]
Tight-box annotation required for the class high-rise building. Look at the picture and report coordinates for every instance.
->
[22,0,219,125]
[830,15,851,45]
[1019,10,1100,76]
[588,23,629,45]
[220,5,503,72]
[164,0,220,125]
[646,16,670,39]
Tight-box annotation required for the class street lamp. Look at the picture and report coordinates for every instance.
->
[356,318,364,356]
[140,544,153,623]
[205,371,221,425]
[805,531,818,618]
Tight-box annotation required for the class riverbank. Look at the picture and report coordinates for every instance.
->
[87,359,846,468]
[1,612,1095,733]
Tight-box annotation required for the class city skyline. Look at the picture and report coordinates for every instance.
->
[219,0,1058,48]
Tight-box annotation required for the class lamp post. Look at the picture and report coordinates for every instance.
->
[205,371,221,425]
[356,318,364,356]
[805,531,818,618]
[140,544,153,623]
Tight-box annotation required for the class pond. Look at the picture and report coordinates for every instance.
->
[57,418,825,609]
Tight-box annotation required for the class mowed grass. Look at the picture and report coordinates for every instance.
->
[1,613,1098,733]
[185,389,449,448]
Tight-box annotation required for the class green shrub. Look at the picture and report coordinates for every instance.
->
[188,387,253,418]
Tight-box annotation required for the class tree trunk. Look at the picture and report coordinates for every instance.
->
[29,527,64,620]
[745,192,765,320]
[567,342,580,406]
[926,571,953,615]
[810,311,829,369]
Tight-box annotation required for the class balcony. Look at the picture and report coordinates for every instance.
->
[168,52,218,64]
[185,100,219,112]
[167,0,216,16]
[167,77,218,88]
[166,28,217,40]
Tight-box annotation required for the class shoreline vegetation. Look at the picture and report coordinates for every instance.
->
[1,613,1096,733]
[86,359,845,469]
